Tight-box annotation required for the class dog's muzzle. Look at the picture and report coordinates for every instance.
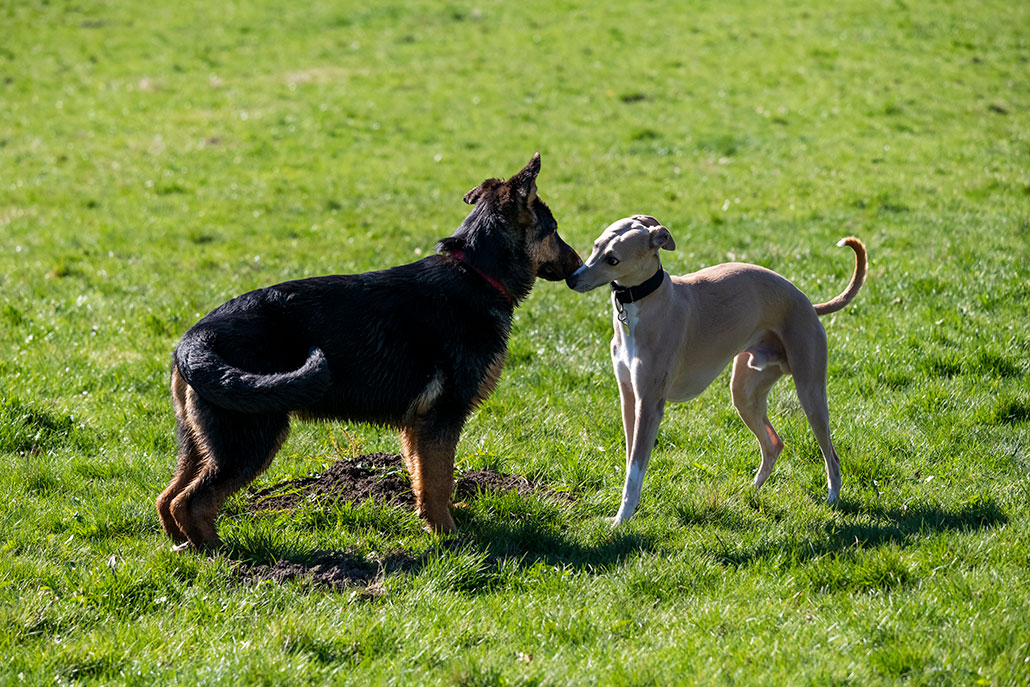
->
[540,241,584,282]
[565,264,599,292]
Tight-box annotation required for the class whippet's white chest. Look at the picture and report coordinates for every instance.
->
[610,300,640,379]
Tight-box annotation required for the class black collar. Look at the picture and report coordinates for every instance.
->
[610,268,665,305]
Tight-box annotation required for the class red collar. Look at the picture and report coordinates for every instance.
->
[448,249,513,304]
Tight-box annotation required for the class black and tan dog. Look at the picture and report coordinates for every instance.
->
[156,154,583,550]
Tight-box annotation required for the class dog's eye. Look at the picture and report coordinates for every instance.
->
[606,256,620,266]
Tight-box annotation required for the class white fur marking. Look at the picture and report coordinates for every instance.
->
[612,300,640,367]
[614,461,646,524]
[409,370,445,416]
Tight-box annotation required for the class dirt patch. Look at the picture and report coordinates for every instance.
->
[247,452,572,513]
[249,452,412,511]
[239,548,421,594]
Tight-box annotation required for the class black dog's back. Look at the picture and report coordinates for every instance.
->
[174,253,511,425]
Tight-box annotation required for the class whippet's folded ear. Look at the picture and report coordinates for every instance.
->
[649,225,676,251]
[630,215,676,251]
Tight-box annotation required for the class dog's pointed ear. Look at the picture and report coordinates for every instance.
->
[509,152,541,203]
[649,225,676,251]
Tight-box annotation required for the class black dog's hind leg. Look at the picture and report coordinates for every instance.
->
[157,367,200,544]
[169,396,290,550]
[157,426,203,545]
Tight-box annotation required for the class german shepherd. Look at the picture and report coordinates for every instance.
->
[156,154,583,550]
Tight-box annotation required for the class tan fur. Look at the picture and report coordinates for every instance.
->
[155,367,193,544]
[400,425,459,532]
[474,352,508,406]
[568,216,866,522]
[528,233,557,271]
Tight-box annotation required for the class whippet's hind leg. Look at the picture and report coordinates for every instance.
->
[788,334,841,504]
[730,353,786,490]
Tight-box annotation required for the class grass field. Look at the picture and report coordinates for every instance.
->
[2,0,1029,684]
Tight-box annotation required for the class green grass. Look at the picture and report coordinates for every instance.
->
[2,0,1029,684]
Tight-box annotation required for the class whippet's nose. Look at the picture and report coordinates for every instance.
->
[565,265,592,291]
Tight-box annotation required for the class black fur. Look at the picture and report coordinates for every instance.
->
[174,253,514,426]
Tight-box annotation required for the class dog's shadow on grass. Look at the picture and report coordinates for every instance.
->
[695,495,1009,569]
[224,455,1010,592]
[222,492,1009,593]
[225,495,654,593]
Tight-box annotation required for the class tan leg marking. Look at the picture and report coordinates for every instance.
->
[400,426,458,533]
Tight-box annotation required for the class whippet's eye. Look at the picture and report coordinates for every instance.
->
[606,256,620,266]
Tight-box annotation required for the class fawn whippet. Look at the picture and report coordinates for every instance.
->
[566,216,866,523]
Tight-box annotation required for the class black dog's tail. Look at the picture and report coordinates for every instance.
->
[174,334,331,414]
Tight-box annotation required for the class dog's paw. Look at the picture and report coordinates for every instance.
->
[827,490,840,506]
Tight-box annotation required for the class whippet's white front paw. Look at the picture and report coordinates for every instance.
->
[611,510,631,527]
[827,489,840,506]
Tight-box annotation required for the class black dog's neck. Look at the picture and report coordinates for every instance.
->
[611,266,665,305]
[434,210,535,302]
[436,233,531,306]
[447,248,513,304]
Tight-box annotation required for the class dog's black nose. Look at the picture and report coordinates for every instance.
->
[565,269,585,291]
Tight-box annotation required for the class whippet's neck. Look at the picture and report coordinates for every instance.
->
[610,263,666,306]
[611,267,670,339]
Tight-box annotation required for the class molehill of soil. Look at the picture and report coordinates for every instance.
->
[247,452,571,512]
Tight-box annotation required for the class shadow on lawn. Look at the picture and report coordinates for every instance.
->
[705,496,1008,569]
[226,495,1007,591]
[229,516,653,594]
[225,455,1008,591]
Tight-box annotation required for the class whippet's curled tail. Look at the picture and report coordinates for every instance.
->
[813,237,867,316]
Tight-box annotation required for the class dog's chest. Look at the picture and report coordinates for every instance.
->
[610,301,640,373]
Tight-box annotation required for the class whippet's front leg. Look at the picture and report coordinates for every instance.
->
[613,394,666,525]
[617,376,636,455]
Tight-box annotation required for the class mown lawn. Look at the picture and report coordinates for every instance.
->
[1,0,1028,684]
